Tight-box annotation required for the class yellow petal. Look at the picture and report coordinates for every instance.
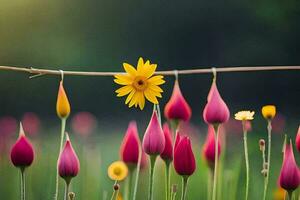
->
[148,84,163,93]
[129,92,139,107]
[143,64,157,78]
[116,86,133,97]
[123,63,137,76]
[114,78,130,86]
[148,75,165,85]
[114,74,133,82]
[137,57,145,74]
[125,89,136,105]
[144,89,158,104]
[139,94,145,110]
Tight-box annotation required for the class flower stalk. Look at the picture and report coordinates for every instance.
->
[212,124,219,200]
[64,181,70,200]
[55,117,67,200]
[20,168,25,200]
[132,146,142,200]
[181,176,189,200]
[148,155,157,200]
[242,120,250,200]
[164,161,171,200]
[263,120,272,200]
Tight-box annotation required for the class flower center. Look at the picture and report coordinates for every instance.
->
[113,167,122,176]
[133,76,148,91]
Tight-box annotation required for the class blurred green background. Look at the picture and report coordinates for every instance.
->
[0,0,300,199]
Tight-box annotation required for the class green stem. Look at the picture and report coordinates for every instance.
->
[212,124,219,200]
[20,168,25,200]
[181,176,189,200]
[287,191,293,200]
[207,169,212,200]
[242,121,249,200]
[55,118,67,200]
[64,181,70,200]
[263,120,272,200]
[132,145,142,200]
[165,161,171,200]
[125,169,133,200]
[148,155,157,200]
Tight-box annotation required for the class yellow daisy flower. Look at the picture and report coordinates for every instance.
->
[107,161,128,181]
[261,105,276,120]
[114,57,165,110]
[234,111,255,121]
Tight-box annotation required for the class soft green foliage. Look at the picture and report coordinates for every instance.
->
[1,124,299,199]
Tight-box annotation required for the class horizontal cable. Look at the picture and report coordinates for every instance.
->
[0,65,300,78]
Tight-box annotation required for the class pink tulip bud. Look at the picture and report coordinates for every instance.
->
[120,121,140,166]
[295,126,300,152]
[202,125,221,169]
[10,123,34,169]
[203,81,230,124]
[58,134,80,183]
[174,136,196,176]
[142,110,165,155]
[279,140,300,191]
[160,123,173,162]
[164,80,192,121]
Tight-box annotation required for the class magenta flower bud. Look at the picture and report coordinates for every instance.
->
[120,121,141,166]
[58,134,80,183]
[142,110,165,155]
[295,126,300,152]
[279,140,300,191]
[10,123,34,169]
[160,123,173,162]
[174,136,196,176]
[202,125,221,169]
[203,81,230,124]
[164,80,192,121]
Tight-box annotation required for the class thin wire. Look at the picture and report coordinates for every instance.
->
[1,65,300,77]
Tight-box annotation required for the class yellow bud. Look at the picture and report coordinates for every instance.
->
[56,81,71,119]
[261,105,276,120]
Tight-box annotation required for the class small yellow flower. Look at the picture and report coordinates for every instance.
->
[56,81,71,118]
[261,105,276,120]
[117,192,123,200]
[107,161,128,181]
[114,57,165,110]
[273,187,285,200]
[234,111,255,121]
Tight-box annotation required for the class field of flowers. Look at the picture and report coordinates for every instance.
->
[0,58,300,200]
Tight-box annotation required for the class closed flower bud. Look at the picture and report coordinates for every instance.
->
[295,126,300,152]
[203,81,230,124]
[202,125,221,169]
[10,123,34,169]
[142,110,165,155]
[279,140,300,191]
[160,123,173,162]
[164,80,192,121]
[58,134,80,183]
[259,139,265,151]
[120,121,140,166]
[56,81,71,119]
[261,105,276,120]
[174,136,196,176]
